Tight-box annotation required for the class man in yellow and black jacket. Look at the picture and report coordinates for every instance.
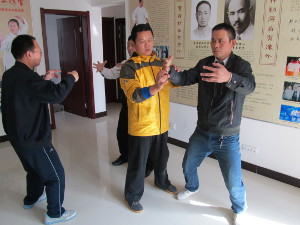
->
[120,24,177,213]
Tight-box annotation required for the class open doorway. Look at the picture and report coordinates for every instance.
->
[40,9,96,128]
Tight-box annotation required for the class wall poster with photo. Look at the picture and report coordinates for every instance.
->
[128,0,300,129]
[0,0,33,138]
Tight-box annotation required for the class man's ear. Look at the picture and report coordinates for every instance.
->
[231,39,236,47]
[24,50,32,60]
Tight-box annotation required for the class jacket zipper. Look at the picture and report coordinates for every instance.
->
[230,100,234,125]
[149,56,162,134]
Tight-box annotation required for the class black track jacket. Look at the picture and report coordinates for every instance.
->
[1,61,75,147]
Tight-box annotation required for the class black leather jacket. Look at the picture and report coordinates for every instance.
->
[169,53,255,136]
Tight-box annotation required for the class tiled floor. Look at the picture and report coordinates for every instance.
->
[0,103,299,225]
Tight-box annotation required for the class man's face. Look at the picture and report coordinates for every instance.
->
[139,0,143,7]
[30,40,43,68]
[228,0,251,34]
[210,29,235,61]
[135,31,153,56]
[196,3,211,27]
[8,21,19,35]
[127,40,136,57]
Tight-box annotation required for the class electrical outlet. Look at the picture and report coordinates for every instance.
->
[169,122,176,130]
[172,123,176,130]
[241,144,258,153]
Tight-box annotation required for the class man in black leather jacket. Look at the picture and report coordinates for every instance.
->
[164,23,255,225]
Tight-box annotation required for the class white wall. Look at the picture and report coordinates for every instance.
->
[30,0,106,114]
[101,4,125,18]
[91,0,124,7]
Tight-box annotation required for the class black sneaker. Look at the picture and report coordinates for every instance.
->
[112,156,128,166]
[155,183,178,194]
[128,201,143,213]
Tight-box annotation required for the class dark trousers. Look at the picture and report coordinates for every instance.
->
[116,99,129,160]
[13,144,65,218]
[116,100,153,173]
[125,132,171,202]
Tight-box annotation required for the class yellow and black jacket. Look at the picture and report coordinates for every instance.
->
[120,52,172,137]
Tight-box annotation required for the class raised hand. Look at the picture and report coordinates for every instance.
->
[44,69,61,80]
[163,56,173,72]
[149,69,170,95]
[93,60,107,73]
[68,70,79,82]
[15,15,25,24]
[201,63,231,83]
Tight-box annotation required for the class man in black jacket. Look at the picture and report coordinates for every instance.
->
[164,23,255,225]
[1,35,78,225]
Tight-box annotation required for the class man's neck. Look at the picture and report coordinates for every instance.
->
[197,25,210,31]
[17,59,34,70]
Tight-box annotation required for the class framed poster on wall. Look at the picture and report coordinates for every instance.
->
[0,0,33,141]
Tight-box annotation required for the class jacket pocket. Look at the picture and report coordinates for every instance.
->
[138,98,156,125]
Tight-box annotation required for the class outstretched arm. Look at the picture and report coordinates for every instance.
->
[16,16,28,34]
[43,70,61,80]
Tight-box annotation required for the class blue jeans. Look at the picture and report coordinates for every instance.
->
[182,128,247,213]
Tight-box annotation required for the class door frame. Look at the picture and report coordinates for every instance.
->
[40,8,96,128]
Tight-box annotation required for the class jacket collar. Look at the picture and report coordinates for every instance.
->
[131,51,157,63]
[14,61,34,71]
[209,52,235,69]
[224,52,236,69]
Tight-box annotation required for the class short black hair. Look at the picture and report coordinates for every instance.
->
[131,23,154,42]
[212,23,236,40]
[8,18,19,26]
[139,0,143,3]
[128,35,133,42]
[11,34,36,60]
[196,1,211,13]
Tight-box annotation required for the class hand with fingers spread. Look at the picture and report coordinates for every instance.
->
[93,60,107,73]
[201,62,231,83]
[43,69,60,80]
[149,69,170,95]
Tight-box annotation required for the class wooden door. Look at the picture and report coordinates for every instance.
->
[115,18,126,63]
[115,18,126,101]
[57,16,87,117]
[102,17,116,103]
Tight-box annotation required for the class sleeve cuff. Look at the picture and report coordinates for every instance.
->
[141,87,153,99]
